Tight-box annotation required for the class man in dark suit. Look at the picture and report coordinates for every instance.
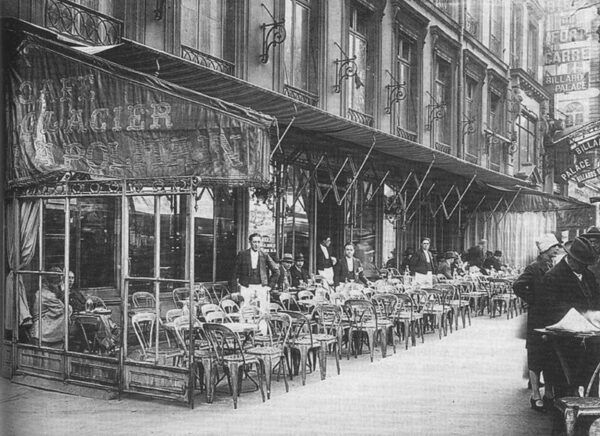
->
[466,238,487,269]
[334,243,369,287]
[290,253,310,287]
[316,235,337,285]
[270,253,294,291]
[409,238,436,286]
[230,233,279,313]
[539,236,600,398]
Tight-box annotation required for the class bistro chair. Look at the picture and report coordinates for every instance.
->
[489,279,518,319]
[312,303,343,378]
[555,359,600,436]
[343,299,388,362]
[200,303,221,319]
[172,316,215,400]
[269,302,283,313]
[296,290,316,314]
[371,294,398,354]
[282,310,322,385]
[240,304,262,324]
[131,291,156,310]
[245,313,292,399]
[131,312,183,366]
[395,293,424,349]
[278,292,298,311]
[71,313,103,353]
[220,299,242,321]
[202,322,265,409]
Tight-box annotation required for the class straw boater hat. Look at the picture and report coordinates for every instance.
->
[564,237,597,265]
[536,233,560,254]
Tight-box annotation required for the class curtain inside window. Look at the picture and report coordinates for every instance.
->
[5,200,40,330]
[464,211,556,269]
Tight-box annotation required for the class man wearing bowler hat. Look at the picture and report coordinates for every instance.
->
[290,253,310,287]
[539,236,600,398]
[270,253,294,291]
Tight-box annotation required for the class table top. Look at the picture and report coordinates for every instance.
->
[222,322,258,334]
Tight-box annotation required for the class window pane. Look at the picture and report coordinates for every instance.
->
[159,196,187,280]
[249,188,277,257]
[129,196,155,278]
[354,182,377,278]
[70,197,119,289]
[215,188,238,282]
[199,0,224,57]
[348,32,367,112]
[194,188,214,283]
[283,172,310,262]
[43,199,65,271]
[292,3,310,89]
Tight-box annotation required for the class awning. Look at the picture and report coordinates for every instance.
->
[3,19,274,188]
[91,38,538,191]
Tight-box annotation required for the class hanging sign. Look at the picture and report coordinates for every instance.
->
[6,36,273,187]
[573,137,600,156]
[543,72,589,93]
[559,157,598,182]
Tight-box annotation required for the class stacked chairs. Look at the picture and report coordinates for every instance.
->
[435,283,471,330]
[131,312,183,366]
[296,290,316,314]
[489,278,518,319]
[220,299,241,321]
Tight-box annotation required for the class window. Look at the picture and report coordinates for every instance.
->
[282,167,310,262]
[527,23,538,78]
[434,56,452,146]
[489,0,503,58]
[515,113,537,170]
[464,77,480,160]
[180,0,235,63]
[394,34,418,138]
[509,1,522,67]
[283,0,319,100]
[465,0,481,37]
[564,102,585,127]
[347,4,368,115]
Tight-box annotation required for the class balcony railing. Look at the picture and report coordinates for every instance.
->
[465,12,479,37]
[434,141,452,154]
[283,83,319,106]
[489,34,502,59]
[181,45,235,76]
[347,108,374,127]
[396,126,418,142]
[433,0,454,17]
[45,0,122,46]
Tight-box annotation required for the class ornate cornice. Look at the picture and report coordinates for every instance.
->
[510,68,550,102]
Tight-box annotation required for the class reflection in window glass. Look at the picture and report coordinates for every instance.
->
[382,185,396,267]
[249,188,277,258]
[194,188,215,282]
[43,199,65,271]
[129,197,155,278]
[354,181,377,277]
[215,188,238,282]
[69,197,119,289]
[159,196,187,280]
[283,169,310,262]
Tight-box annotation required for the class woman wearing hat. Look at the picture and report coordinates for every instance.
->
[539,236,600,400]
[513,233,562,411]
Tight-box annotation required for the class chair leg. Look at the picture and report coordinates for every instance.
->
[318,344,327,380]
[334,343,340,375]
[263,357,272,400]
[228,364,239,409]
[300,346,308,385]
[255,362,265,403]
[280,354,290,392]
[366,330,376,362]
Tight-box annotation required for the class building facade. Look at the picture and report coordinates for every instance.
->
[1,0,594,403]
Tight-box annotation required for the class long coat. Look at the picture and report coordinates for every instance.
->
[538,258,600,393]
[230,249,279,289]
[334,257,368,287]
[512,257,552,348]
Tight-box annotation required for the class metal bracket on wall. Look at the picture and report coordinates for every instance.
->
[259,3,286,64]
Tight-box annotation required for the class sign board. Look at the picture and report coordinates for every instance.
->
[544,72,589,93]
[559,156,594,182]
[6,36,273,187]
[573,137,600,156]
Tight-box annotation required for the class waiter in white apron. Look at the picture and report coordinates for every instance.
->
[316,235,337,285]
[230,233,279,314]
[410,238,436,287]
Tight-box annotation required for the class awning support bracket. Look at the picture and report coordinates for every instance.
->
[321,156,349,203]
[366,170,390,203]
[486,195,505,223]
[293,155,324,206]
[433,184,456,218]
[405,159,435,212]
[447,174,477,219]
[338,135,376,205]
[497,188,522,225]
[270,105,297,159]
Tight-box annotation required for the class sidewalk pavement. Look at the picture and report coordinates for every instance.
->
[1,313,556,435]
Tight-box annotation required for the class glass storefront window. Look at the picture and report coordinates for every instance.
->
[194,187,215,282]
[382,185,397,268]
[159,195,187,280]
[249,188,277,258]
[129,196,155,278]
[283,170,310,260]
[215,188,238,282]
[353,181,377,277]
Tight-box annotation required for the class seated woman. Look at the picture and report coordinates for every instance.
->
[31,267,71,348]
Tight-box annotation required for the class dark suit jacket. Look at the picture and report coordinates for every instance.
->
[467,245,484,268]
[409,250,436,275]
[540,258,600,327]
[437,259,453,279]
[539,258,600,393]
[290,265,309,287]
[316,244,334,271]
[334,257,368,287]
[230,249,279,289]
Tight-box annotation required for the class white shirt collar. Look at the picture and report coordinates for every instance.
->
[320,244,330,259]
[250,250,259,268]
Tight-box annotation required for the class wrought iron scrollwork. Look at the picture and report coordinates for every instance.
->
[462,113,477,140]
[259,3,286,64]
[333,42,361,93]
[384,70,407,114]
[45,0,122,46]
[425,91,447,131]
